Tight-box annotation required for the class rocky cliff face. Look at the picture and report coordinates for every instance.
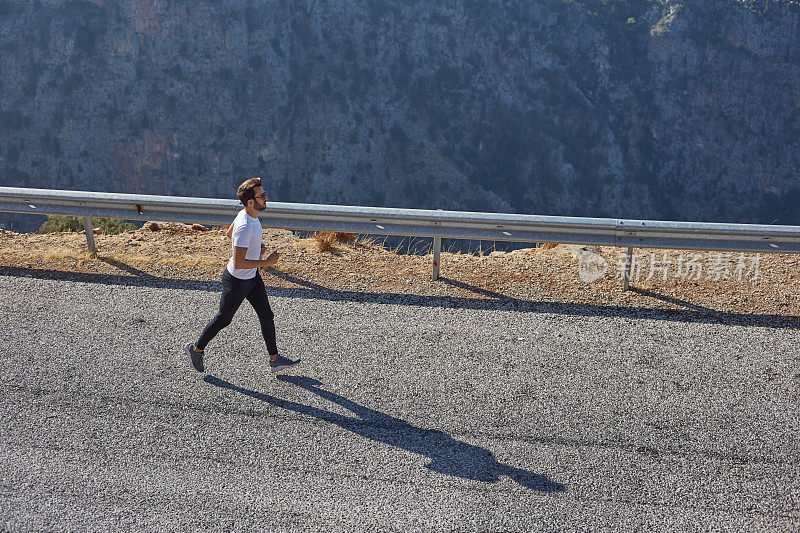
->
[1,0,799,233]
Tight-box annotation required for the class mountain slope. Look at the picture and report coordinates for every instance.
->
[1,0,799,233]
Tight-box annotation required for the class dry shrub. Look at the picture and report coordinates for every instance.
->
[312,231,355,252]
[539,242,559,250]
[355,234,381,248]
[332,231,356,243]
[312,232,336,252]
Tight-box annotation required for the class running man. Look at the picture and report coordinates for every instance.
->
[185,177,300,373]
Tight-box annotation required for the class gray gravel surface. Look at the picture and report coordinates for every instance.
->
[1,273,799,531]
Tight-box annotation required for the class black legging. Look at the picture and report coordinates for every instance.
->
[196,269,278,356]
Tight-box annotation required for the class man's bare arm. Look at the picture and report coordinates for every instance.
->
[232,246,279,269]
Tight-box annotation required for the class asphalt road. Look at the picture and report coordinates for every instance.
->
[1,271,798,531]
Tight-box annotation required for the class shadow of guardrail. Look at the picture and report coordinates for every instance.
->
[1,265,797,330]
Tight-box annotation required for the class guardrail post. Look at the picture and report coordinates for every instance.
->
[432,236,442,281]
[82,216,97,256]
[622,246,633,291]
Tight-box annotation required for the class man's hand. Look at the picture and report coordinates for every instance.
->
[262,251,280,267]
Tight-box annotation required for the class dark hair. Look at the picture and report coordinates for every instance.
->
[237,177,262,206]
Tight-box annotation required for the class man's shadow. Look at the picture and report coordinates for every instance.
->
[203,374,565,493]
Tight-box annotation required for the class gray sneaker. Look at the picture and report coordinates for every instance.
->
[185,343,204,372]
[269,354,301,373]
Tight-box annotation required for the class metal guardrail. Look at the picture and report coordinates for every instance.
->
[2,186,800,289]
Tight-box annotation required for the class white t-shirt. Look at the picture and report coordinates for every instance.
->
[226,209,262,279]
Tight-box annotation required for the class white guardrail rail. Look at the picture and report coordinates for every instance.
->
[2,186,800,289]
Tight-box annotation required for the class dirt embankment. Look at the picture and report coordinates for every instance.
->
[1,224,798,321]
